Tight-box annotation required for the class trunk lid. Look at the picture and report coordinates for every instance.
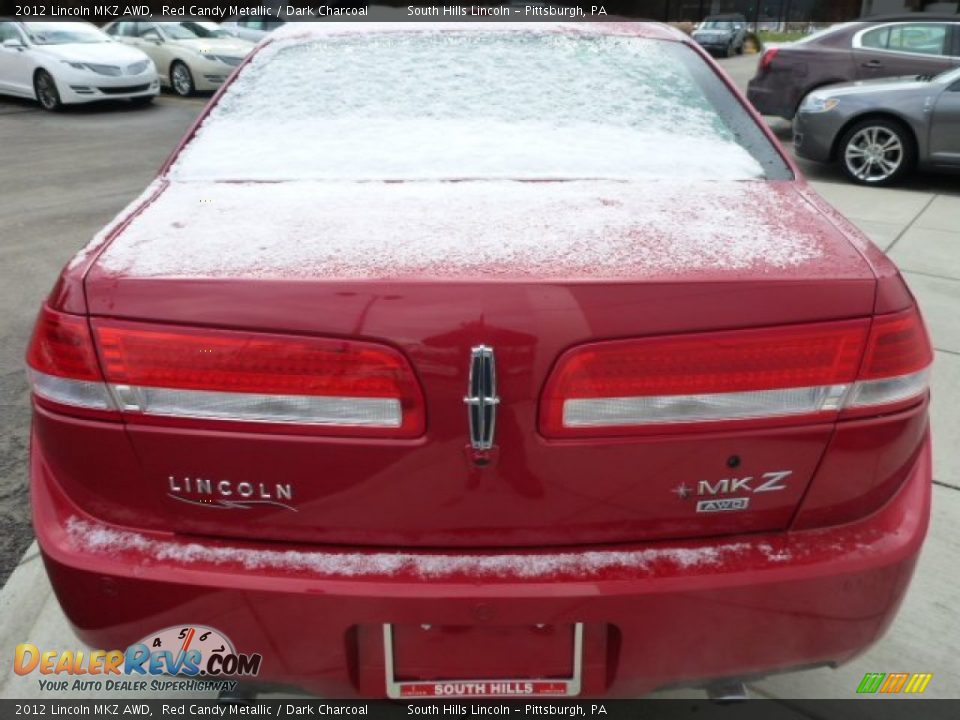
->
[82,179,876,548]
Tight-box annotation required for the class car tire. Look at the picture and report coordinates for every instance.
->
[726,42,735,58]
[33,70,63,112]
[170,61,195,97]
[838,118,916,187]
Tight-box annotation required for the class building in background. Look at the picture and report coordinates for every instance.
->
[622,0,957,22]
[862,1,959,15]
[65,1,960,24]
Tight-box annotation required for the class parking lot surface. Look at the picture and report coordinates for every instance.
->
[1,55,958,703]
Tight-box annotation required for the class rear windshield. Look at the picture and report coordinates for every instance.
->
[172,31,791,182]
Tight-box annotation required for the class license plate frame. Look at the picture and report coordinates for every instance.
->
[383,623,583,699]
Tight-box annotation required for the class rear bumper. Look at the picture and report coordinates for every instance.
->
[747,77,798,120]
[33,434,931,698]
[693,39,731,53]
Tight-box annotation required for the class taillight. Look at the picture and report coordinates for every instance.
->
[26,306,114,415]
[540,309,931,438]
[26,307,425,437]
[844,308,932,415]
[759,47,779,72]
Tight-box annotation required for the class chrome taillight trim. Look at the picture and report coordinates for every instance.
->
[563,384,850,428]
[27,369,114,411]
[846,368,931,409]
[27,370,403,427]
[107,384,403,428]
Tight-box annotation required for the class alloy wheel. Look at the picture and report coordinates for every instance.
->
[172,64,193,96]
[35,72,59,110]
[844,126,904,184]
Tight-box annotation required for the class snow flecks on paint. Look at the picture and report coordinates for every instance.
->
[65,517,780,580]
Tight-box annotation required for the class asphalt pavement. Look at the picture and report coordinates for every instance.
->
[0,56,958,702]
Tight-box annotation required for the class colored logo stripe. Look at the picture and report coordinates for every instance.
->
[857,673,885,694]
[857,672,932,694]
[880,672,909,693]
[904,673,933,694]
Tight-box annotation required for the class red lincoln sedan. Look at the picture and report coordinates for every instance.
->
[26,22,932,698]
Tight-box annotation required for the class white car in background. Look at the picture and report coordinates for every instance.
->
[103,20,254,97]
[0,21,158,111]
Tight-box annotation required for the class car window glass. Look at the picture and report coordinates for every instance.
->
[180,21,230,38]
[243,19,267,30]
[139,25,162,40]
[159,23,207,40]
[173,33,792,182]
[861,27,889,49]
[887,24,948,56]
[0,22,20,43]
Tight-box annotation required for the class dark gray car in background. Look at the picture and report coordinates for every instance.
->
[794,67,960,185]
[692,14,748,57]
[748,17,960,120]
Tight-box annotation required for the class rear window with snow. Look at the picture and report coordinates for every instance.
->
[171,31,791,182]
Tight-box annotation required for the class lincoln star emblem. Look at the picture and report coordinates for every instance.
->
[464,345,499,451]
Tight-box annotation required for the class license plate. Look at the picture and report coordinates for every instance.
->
[383,623,583,699]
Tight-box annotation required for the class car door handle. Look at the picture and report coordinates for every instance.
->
[862,60,884,69]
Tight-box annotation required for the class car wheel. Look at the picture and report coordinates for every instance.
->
[839,118,916,187]
[170,61,195,97]
[34,70,63,112]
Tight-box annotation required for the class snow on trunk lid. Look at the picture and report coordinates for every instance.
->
[96,180,829,280]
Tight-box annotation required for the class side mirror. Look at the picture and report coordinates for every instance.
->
[2,38,25,50]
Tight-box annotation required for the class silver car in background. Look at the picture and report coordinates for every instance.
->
[794,67,960,185]
[103,20,254,96]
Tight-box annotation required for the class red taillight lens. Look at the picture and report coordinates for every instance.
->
[93,322,416,399]
[547,321,868,400]
[541,311,931,438]
[759,47,779,72]
[26,306,115,416]
[89,320,425,437]
[860,308,932,380]
[844,307,932,415]
[26,306,102,382]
